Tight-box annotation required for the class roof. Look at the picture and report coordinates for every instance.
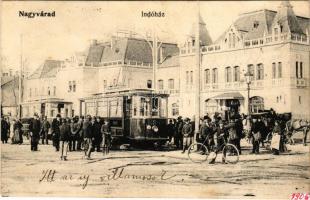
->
[211,92,244,100]
[159,54,179,68]
[214,4,309,43]
[1,76,15,86]
[189,14,213,46]
[85,37,179,66]
[1,77,19,107]
[28,59,62,79]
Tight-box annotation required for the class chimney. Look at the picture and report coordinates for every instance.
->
[91,39,97,46]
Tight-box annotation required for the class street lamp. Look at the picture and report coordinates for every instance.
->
[244,71,253,117]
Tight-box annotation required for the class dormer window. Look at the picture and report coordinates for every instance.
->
[253,21,259,28]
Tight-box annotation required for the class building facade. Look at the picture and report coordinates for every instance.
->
[20,1,310,120]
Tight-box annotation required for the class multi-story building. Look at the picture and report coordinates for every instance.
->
[21,1,309,120]
[22,36,178,118]
[159,1,309,120]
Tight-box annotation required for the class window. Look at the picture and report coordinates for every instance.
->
[212,68,218,83]
[68,81,72,92]
[147,80,152,88]
[299,96,301,104]
[250,96,264,113]
[233,66,240,82]
[72,81,76,92]
[299,62,303,78]
[103,80,107,89]
[186,71,189,84]
[53,86,56,96]
[272,63,276,79]
[168,79,174,89]
[247,64,255,81]
[47,87,51,96]
[225,67,232,82]
[29,88,32,98]
[113,79,117,86]
[34,88,37,96]
[278,62,282,78]
[172,103,179,116]
[228,33,232,48]
[158,80,164,90]
[256,63,264,80]
[274,28,278,34]
[204,69,210,84]
[296,61,299,78]
[190,71,193,84]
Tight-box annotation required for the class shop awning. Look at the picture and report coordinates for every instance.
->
[211,92,244,100]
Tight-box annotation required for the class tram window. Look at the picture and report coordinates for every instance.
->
[152,97,159,116]
[160,98,167,117]
[110,99,122,117]
[133,97,138,116]
[140,98,146,116]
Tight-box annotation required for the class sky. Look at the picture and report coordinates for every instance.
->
[1,1,309,74]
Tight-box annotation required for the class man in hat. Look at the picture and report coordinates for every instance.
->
[174,116,184,149]
[209,120,228,164]
[70,116,80,151]
[59,118,70,160]
[29,114,41,151]
[83,115,93,159]
[41,116,50,145]
[1,116,9,144]
[91,116,102,152]
[51,114,61,151]
[181,118,193,153]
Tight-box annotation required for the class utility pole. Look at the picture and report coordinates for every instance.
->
[194,3,201,134]
[152,26,158,91]
[18,34,23,119]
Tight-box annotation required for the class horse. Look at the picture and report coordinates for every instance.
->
[285,119,309,146]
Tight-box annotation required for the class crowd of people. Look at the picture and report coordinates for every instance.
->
[1,114,111,161]
[1,108,308,162]
[166,109,307,157]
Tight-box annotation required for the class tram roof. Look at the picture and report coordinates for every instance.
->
[82,89,169,100]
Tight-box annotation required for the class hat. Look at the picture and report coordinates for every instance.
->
[184,117,190,122]
[56,114,61,118]
[177,116,182,120]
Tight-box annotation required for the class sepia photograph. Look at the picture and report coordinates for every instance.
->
[1,0,309,199]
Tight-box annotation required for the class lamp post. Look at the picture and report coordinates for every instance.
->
[244,71,253,116]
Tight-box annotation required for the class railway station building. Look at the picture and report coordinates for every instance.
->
[21,1,309,120]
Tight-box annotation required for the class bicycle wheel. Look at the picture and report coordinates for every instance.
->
[222,144,239,164]
[187,143,209,163]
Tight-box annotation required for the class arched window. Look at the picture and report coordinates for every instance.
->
[233,66,240,82]
[250,96,264,113]
[256,63,264,80]
[168,79,174,89]
[158,80,164,90]
[204,69,210,84]
[225,67,232,82]
[212,68,218,83]
[147,80,152,88]
[272,62,276,79]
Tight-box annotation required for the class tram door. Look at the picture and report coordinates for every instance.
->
[124,96,132,137]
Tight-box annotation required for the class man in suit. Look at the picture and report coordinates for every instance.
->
[181,118,193,153]
[59,118,71,161]
[29,114,41,151]
[51,114,61,151]
[41,116,50,145]
[83,115,93,159]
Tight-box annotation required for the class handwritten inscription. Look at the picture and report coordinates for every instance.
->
[39,167,177,189]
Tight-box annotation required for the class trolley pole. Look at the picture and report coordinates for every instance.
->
[194,4,201,136]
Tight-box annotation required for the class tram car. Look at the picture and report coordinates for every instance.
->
[84,89,170,146]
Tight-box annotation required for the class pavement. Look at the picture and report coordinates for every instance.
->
[1,135,309,199]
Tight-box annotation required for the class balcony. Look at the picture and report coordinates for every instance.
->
[292,78,307,88]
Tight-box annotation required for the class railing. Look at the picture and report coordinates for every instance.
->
[181,33,308,55]
[291,78,308,87]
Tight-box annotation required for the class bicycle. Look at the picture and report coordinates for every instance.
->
[187,134,239,164]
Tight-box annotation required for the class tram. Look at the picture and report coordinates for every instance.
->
[83,89,170,146]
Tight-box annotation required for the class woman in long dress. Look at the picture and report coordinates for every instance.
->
[12,119,23,144]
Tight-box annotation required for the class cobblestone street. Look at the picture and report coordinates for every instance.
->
[1,137,309,199]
